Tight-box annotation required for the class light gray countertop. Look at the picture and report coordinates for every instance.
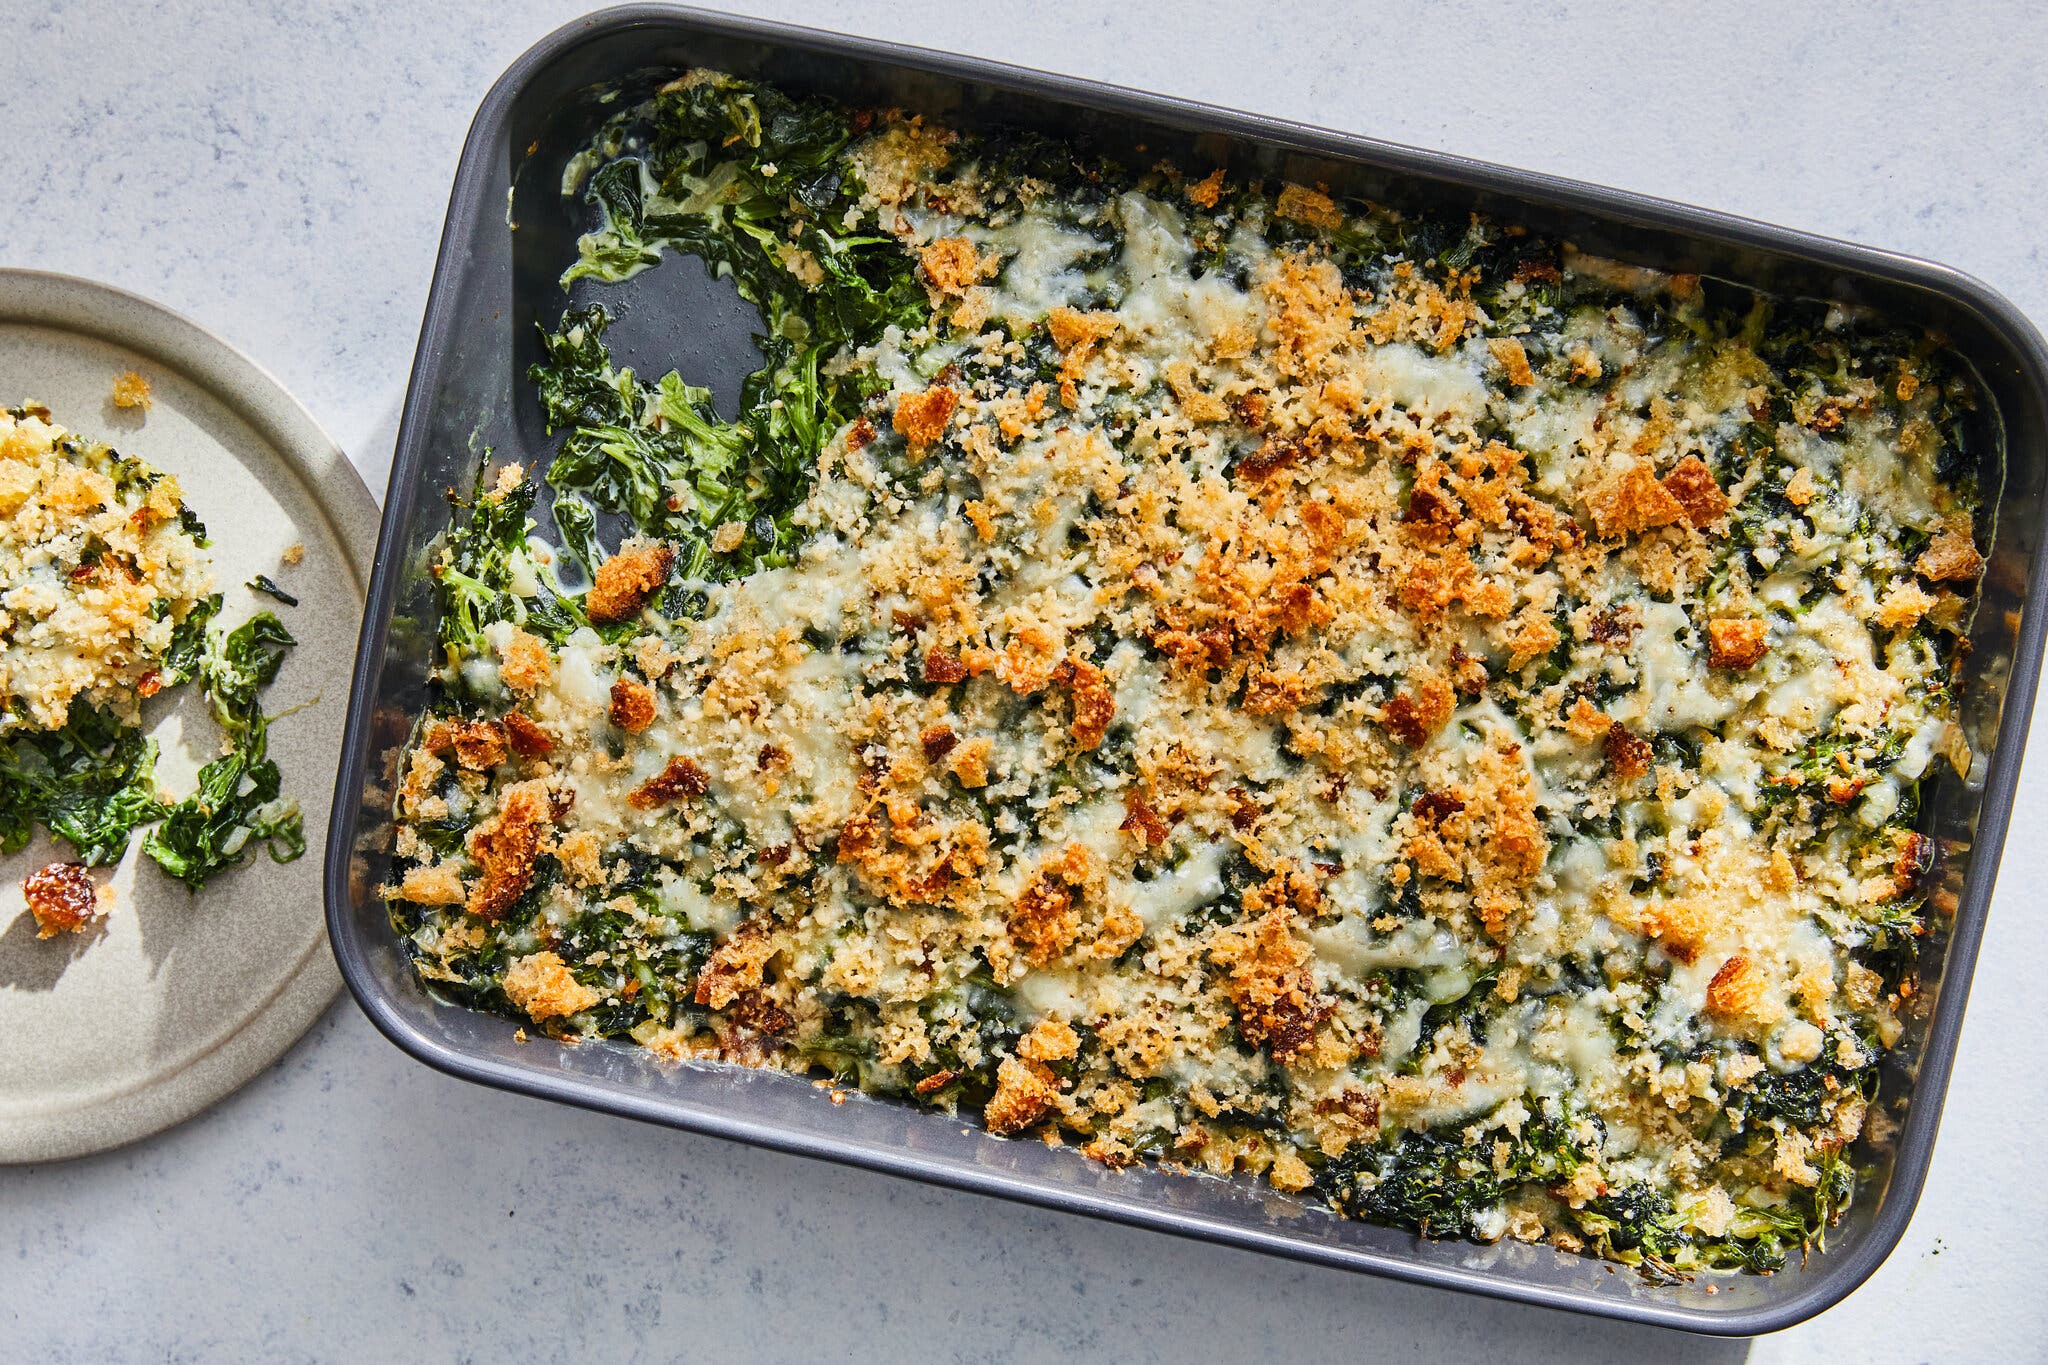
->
[6,2,2047,1359]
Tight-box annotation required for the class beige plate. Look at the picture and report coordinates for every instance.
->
[0,270,376,1162]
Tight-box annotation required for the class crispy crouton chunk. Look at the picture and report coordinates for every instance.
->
[1043,307,1121,408]
[1186,167,1226,208]
[110,370,153,410]
[1018,1016,1080,1064]
[1010,849,1088,966]
[695,918,777,1010]
[1045,307,1119,354]
[922,647,968,684]
[947,736,992,788]
[918,236,986,293]
[1603,724,1653,780]
[727,988,795,1036]
[555,829,605,886]
[984,1056,1059,1136]
[1383,677,1454,747]
[497,627,554,693]
[629,755,710,808]
[23,862,105,938]
[1641,896,1710,966]
[397,746,446,820]
[919,723,958,762]
[1210,910,1329,1063]
[1565,696,1614,741]
[1661,455,1730,526]
[502,709,553,757]
[1502,611,1561,671]
[1917,528,1983,582]
[1120,790,1171,846]
[1586,462,1686,538]
[1704,953,1767,1023]
[1275,183,1343,230]
[395,862,466,906]
[912,1069,960,1095]
[1056,655,1116,750]
[608,676,656,733]
[892,385,957,448]
[1766,847,1799,893]
[1707,617,1770,670]
[1487,337,1535,387]
[1268,1148,1315,1193]
[1873,580,1937,630]
[464,779,554,919]
[447,719,507,771]
[502,950,600,1021]
[587,540,675,624]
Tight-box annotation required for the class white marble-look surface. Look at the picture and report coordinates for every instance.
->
[5,2,2047,1359]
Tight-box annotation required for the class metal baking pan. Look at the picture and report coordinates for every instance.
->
[324,3,2048,1334]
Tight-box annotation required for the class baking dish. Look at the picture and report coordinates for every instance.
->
[323,4,2048,1334]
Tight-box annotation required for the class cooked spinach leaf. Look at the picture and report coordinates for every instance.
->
[143,612,307,889]
[247,573,299,606]
[548,493,605,584]
[533,71,924,609]
[160,592,223,687]
[433,470,588,672]
[0,705,167,866]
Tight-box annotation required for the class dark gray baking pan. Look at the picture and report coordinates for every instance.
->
[325,3,2048,1335]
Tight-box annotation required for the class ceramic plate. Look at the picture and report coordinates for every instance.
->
[0,270,375,1162]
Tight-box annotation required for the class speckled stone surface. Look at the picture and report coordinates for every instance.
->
[5,1,2048,1359]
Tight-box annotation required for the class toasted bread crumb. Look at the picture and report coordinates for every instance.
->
[464,779,553,919]
[630,755,710,808]
[503,950,600,1021]
[1487,337,1535,387]
[918,236,988,294]
[1586,462,1686,538]
[24,862,107,938]
[1917,529,1983,582]
[609,677,657,733]
[695,918,777,1010]
[1186,168,1226,208]
[1704,954,1766,1023]
[1018,1017,1080,1063]
[1604,725,1653,780]
[984,1056,1059,1135]
[394,862,466,906]
[1707,617,1769,670]
[497,628,554,692]
[1662,455,1730,526]
[110,370,153,410]
[892,385,958,449]
[1275,183,1343,230]
[587,541,676,624]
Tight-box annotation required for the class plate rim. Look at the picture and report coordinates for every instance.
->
[0,267,375,1164]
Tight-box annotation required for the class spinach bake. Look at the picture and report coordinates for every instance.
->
[382,70,1985,1276]
[0,403,306,914]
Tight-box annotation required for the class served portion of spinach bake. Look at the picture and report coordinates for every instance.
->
[1,404,306,934]
[383,71,1985,1274]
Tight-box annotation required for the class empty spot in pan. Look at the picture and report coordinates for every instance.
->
[565,251,764,420]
